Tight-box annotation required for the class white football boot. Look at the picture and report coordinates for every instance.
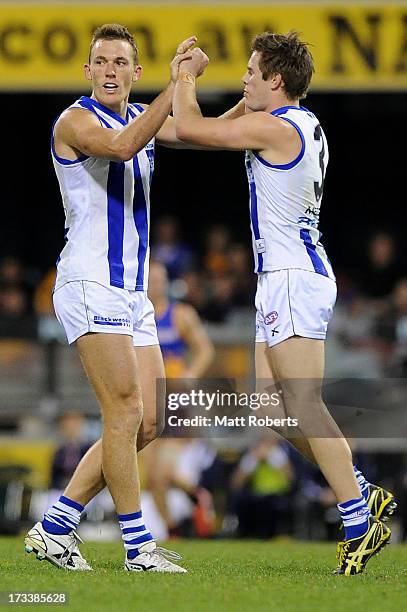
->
[124,541,187,573]
[24,521,92,571]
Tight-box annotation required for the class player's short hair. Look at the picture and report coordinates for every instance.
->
[89,23,138,63]
[251,31,314,100]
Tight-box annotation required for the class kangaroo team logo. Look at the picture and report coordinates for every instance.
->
[264,311,278,325]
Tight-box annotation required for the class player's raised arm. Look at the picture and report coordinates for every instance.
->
[155,98,246,149]
[172,49,295,152]
[155,49,245,148]
[53,36,197,162]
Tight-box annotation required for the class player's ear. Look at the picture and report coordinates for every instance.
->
[133,64,142,82]
[269,72,283,92]
[84,63,92,81]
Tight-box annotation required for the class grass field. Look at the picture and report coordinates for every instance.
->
[1,537,407,612]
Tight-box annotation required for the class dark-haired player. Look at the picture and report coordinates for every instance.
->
[172,31,395,575]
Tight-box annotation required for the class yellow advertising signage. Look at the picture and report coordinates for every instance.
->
[0,2,407,91]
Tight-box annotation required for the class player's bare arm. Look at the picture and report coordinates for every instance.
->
[172,49,301,162]
[53,36,197,162]
[153,98,246,148]
[147,45,244,150]
[54,99,171,162]
[157,99,246,147]
[218,98,246,119]
[174,105,300,155]
[128,45,245,149]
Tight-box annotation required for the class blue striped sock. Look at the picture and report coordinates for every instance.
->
[338,496,371,540]
[118,510,154,560]
[353,465,371,500]
[42,495,84,535]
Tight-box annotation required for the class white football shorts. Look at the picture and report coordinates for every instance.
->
[53,280,159,346]
[255,269,337,348]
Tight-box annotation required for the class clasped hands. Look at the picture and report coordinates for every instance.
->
[170,36,209,82]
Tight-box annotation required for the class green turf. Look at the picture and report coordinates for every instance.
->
[1,537,407,612]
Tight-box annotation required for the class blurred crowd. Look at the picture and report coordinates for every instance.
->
[151,216,257,321]
[1,221,407,542]
[328,230,407,377]
[1,220,406,375]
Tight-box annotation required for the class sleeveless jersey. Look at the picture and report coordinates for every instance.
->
[156,303,187,377]
[52,96,154,292]
[245,105,334,280]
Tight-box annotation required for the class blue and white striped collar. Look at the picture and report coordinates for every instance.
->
[271,105,309,116]
[78,96,130,126]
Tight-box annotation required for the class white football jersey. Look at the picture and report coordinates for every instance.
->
[52,96,154,292]
[245,105,334,280]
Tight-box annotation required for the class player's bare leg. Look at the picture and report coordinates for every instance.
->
[25,332,144,570]
[75,333,143,514]
[255,342,315,462]
[257,338,360,502]
[72,339,184,571]
[256,341,396,523]
[26,335,185,571]
[64,440,104,506]
[135,345,166,450]
[142,439,182,533]
[255,339,391,574]
[63,344,165,505]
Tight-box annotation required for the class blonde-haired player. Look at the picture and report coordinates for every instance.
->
[24,24,207,574]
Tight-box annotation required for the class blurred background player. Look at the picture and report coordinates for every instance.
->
[142,260,215,537]
[172,33,396,575]
[149,260,214,379]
